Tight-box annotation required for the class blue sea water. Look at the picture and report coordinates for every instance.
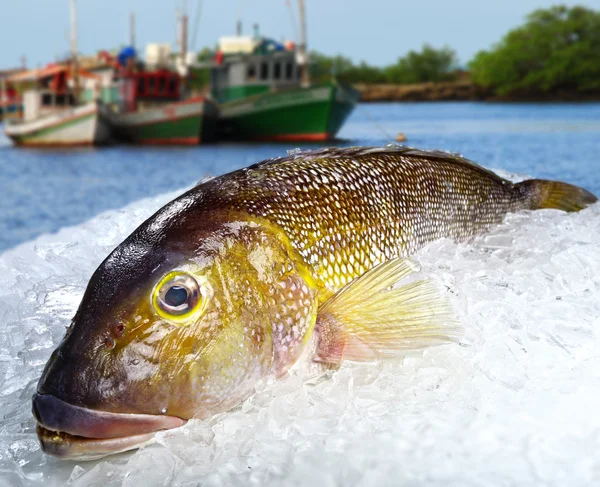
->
[0,101,599,252]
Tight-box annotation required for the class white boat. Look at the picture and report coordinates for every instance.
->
[4,0,113,147]
[4,92,111,147]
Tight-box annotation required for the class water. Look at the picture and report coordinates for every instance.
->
[1,101,599,252]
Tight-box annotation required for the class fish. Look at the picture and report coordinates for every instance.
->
[32,146,597,460]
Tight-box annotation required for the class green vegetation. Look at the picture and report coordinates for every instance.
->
[188,67,210,91]
[314,4,600,98]
[186,5,600,100]
[469,5,600,96]
[382,45,458,84]
[311,44,458,85]
[188,43,458,89]
[188,47,215,92]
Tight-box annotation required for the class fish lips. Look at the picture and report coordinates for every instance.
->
[32,393,186,460]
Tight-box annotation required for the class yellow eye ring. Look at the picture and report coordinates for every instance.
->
[152,272,208,324]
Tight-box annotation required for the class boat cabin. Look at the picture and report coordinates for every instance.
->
[5,61,119,122]
[114,45,185,113]
[129,71,181,100]
[210,36,302,103]
[76,52,121,106]
[117,70,183,112]
[0,85,21,120]
[7,66,79,122]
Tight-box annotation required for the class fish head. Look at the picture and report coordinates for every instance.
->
[33,193,319,460]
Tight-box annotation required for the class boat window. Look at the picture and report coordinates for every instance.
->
[260,62,269,80]
[42,93,53,106]
[168,77,177,95]
[148,76,156,94]
[55,94,66,106]
[158,76,166,95]
[247,64,256,81]
[137,77,145,95]
[274,61,281,80]
[285,62,293,80]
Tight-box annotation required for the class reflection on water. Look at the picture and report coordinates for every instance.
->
[1,101,599,252]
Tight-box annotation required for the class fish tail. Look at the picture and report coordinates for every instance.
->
[516,179,598,212]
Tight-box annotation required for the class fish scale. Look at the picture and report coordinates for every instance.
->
[223,147,527,293]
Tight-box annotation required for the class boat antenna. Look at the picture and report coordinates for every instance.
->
[285,0,299,44]
[190,0,203,51]
[70,0,80,102]
[236,0,245,36]
[297,0,310,86]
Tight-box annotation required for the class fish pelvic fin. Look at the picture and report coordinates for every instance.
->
[313,257,460,365]
[517,179,598,212]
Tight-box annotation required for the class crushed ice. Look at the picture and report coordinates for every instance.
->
[1,170,600,485]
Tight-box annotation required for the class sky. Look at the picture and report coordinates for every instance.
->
[2,0,600,70]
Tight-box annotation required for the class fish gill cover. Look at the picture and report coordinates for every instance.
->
[1,170,600,485]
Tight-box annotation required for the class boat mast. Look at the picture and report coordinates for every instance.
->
[130,11,135,47]
[181,15,188,70]
[179,2,189,88]
[70,0,80,102]
[297,0,310,87]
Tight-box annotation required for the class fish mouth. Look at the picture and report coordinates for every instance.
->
[32,393,187,460]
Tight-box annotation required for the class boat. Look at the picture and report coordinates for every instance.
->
[0,70,23,121]
[108,12,218,145]
[109,56,217,145]
[215,76,359,142]
[3,1,112,147]
[208,1,359,142]
[108,96,216,146]
[4,65,112,147]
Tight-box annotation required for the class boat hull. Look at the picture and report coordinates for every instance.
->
[217,83,359,142]
[110,97,217,145]
[4,102,111,147]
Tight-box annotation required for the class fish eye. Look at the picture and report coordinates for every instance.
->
[164,286,189,308]
[155,273,201,317]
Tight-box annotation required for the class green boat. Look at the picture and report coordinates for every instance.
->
[208,4,359,142]
[216,79,358,142]
[108,74,218,146]
[109,12,218,145]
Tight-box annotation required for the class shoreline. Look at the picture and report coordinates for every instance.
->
[354,81,600,103]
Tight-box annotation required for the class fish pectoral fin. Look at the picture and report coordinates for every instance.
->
[313,257,460,365]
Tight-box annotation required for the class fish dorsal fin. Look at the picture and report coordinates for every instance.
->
[383,146,509,182]
[246,145,505,184]
[314,257,460,365]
